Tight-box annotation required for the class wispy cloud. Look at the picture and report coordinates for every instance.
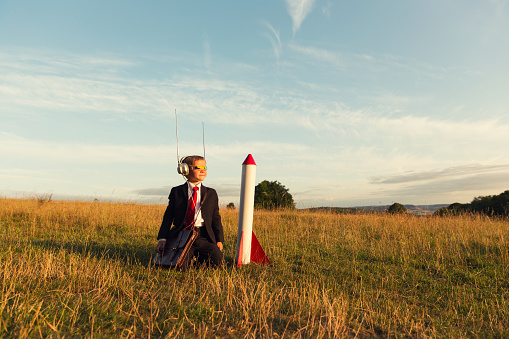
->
[0,132,311,166]
[0,168,52,181]
[295,162,509,207]
[0,50,167,118]
[284,0,316,36]
[286,42,454,86]
[365,163,509,204]
[0,48,135,72]
[288,43,344,70]
[263,21,282,66]
[0,132,171,164]
[373,171,509,203]
[371,164,509,185]
[0,73,165,116]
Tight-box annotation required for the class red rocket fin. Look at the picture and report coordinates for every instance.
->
[250,231,270,265]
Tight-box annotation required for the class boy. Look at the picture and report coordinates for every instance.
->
[156,155,224,268]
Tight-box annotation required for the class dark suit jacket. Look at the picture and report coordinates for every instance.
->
[157,183,224,244]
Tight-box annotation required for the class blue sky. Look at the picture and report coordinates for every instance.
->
[1,0,509,208]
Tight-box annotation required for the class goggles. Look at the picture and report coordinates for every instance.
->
[190,165,207,170]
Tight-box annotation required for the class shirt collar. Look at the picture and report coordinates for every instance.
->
[187,181,202,189]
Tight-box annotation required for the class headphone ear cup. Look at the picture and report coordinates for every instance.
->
[177,156,189,175]
[178,163,189,176]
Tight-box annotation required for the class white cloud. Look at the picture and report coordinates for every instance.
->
[263,21,282,64]
[0,132,171,164]
[0,132,311,166]
[371,164,509,185]
[288,43,344,70]
[0,168,52,181]
[295,161,509,207]
[370,92,429,107]
[286,43,454,85]
[0,71,167,117]
[369,168,509,204]
[207,140,310,160]
[284,0,316,36]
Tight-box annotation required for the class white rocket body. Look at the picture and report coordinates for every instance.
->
[236,155,256,265]
[235,154,270,267]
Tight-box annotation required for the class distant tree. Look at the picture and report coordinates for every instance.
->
[387,202,407,214]
[471,195,494,215]
[434,203,462,217]
[471,190,509,217]
[254,180,295,209]
[490,190,509,216]
[226,202,235,209]
[448,202,464,210]
[434,207,450,217]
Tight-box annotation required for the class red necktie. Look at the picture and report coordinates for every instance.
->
[185,186,199,228]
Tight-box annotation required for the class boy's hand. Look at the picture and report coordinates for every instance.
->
[156,240,166,254]
[216,242,223,251]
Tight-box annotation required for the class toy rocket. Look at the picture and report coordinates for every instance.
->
[235,154,270,267]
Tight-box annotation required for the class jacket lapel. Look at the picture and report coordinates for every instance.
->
[200,185,207,201]
[180,183,189,201]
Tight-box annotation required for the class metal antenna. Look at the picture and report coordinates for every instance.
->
[175,109,180,162]
[202,122,206,159]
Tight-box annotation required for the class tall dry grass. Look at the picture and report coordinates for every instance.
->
[1,198,508,338]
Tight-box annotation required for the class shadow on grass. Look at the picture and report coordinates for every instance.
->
[28,238,237,270]
[28,238,158,267]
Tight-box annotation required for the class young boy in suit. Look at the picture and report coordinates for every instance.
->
[156,155,224,268]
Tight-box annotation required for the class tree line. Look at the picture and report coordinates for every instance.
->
[435,190,509,217]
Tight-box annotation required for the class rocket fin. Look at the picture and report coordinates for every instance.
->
[250,231,270,265]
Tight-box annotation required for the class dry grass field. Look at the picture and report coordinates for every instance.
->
[1,197,508,338]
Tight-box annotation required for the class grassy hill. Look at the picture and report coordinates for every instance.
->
[1,198,507,337]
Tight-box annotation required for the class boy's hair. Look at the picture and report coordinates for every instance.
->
[182,155,205,167]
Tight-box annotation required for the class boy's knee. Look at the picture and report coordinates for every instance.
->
[209,247,223,267]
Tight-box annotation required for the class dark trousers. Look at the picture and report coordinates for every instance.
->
[181,227,223,269]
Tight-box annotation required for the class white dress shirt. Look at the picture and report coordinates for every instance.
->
[187,181,204,227]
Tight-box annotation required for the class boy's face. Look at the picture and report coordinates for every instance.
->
[186,159,207,184]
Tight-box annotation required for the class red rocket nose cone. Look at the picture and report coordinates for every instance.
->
[242,154,257,165]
